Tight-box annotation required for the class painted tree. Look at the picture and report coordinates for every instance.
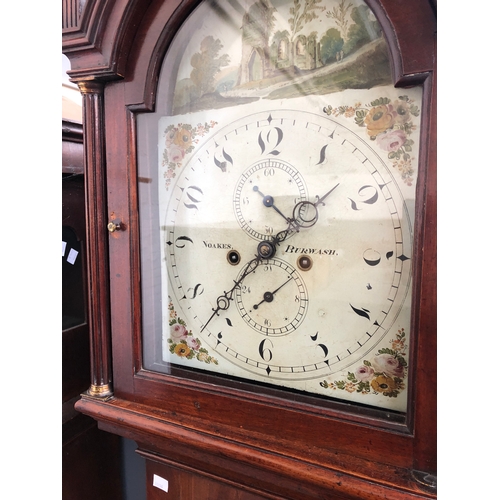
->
[288,0,326,42]
[343,5,376,54]
[243,0,277,48]
[190,36,230,98]
[320,27,344,64]
[326,0,353,42]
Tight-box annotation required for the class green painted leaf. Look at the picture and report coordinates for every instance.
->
[370,97,390,106]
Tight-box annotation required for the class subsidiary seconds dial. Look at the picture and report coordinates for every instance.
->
[234,258,308,335]
[234,159,307,241]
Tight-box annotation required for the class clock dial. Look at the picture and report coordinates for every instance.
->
[159,102,417,410]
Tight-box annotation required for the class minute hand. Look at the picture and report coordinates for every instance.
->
[291,183,340,229]
[275,183,340,243]
[314,183,340,207]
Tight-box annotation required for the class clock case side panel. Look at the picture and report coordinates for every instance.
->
[408,58,437,480]
[368,0,437,477]
[75,0,436,495]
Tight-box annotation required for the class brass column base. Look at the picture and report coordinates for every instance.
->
[86,383,114,399]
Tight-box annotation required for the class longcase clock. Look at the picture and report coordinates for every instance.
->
[63,0,436,498]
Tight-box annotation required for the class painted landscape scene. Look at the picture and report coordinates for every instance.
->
[171,0,392,114]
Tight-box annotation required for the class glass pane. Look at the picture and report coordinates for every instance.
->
[138,0,422,414]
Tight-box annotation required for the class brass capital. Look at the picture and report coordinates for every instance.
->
[78,80,105,95]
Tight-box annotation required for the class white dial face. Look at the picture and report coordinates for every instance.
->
[158,98,417,411]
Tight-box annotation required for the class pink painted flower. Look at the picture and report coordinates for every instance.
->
[376,129,407,152]
[167,145,185,163]
[164,168,176,180]
[186,336,201,350]
[372,353,404,378]
[171,323,188,341]
[354,364,375,382]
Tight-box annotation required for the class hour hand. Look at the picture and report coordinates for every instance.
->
[200,291,232,332]
[200,257,260,332]
[252,186,290,223]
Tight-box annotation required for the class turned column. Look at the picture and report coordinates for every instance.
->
[78,80,113,399]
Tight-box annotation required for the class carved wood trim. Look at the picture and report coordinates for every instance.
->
[62,0,81,30]
[62,0,104,50]
[63,0,156,82]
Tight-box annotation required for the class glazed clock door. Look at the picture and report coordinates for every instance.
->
[140,0,421,415]
[66,0,436,498]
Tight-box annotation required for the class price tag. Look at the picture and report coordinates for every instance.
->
[153,474,169,493]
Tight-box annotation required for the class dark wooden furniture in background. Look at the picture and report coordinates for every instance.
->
[63,1,436,498]
[62,119,123,500]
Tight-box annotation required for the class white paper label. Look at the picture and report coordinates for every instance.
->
[153,474,169,493]
[67,248,79,265]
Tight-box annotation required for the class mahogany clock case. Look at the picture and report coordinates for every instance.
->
[63,0,436,498]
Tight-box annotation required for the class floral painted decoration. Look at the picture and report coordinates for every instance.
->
[323,97,420,186]
[320,328,407,398]
[162,121,217,190]
[167,300,218,365]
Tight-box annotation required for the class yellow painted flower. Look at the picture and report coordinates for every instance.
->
[173,127,192,149]
[344,382,356,393]
[174,343,192,357]
[197,351,209,362]
[370,375,396,393]
[364,105,394,137]
[391,339,405,351]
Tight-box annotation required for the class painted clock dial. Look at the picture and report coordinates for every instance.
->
[159,101,417,412]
